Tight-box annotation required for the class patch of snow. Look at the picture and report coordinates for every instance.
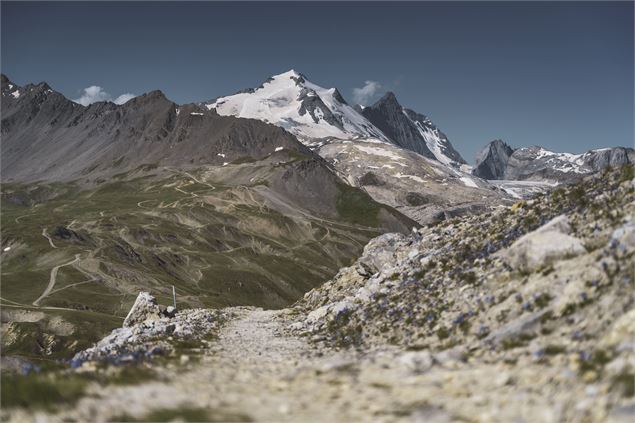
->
[354,145,403,161]
[459,164,473,173]
[490,179,558,199]
[222,162,229,166]
[275,146,284,152]
[459,176,479,188]
[217,153,226,158]
[11,90,20,99]
[394,173,426,183]
[190,112,204,116]
[3,247,11,252]
[406,110,460,166]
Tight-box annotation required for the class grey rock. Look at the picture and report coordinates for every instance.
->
[535,214,572,235]
[123,292,162,327]
[398,350,434,374]
[472,139,634,183]
[356,233,409,276]
[503,230,586,272]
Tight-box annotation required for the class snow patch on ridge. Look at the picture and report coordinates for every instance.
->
[459,176,479,188]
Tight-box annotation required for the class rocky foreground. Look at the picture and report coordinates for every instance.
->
[3,166,634,423]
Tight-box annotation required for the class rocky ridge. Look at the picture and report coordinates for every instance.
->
[289,165,635,421]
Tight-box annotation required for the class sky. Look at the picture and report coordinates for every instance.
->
[2,1,633,162]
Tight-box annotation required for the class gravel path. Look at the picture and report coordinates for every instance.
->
[27,307,367,423]
[7,306,612,423]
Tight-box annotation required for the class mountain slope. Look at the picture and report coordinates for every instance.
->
[360,92,467,167]
[1,75,315,183]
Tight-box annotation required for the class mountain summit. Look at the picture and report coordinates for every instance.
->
[206,70,389,145]
[205,71,467,170]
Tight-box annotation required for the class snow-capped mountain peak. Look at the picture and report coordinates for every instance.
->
[206,70,388,145]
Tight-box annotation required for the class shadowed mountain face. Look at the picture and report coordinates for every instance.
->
[361,92,466,167]
[473,139,514,180]
[0,74,415,362]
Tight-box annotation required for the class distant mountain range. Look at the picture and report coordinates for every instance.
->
[472,139,634,182]
[2,69,631,218]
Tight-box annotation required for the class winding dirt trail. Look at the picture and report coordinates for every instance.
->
[32,254,80,306]
[41,228,57,249]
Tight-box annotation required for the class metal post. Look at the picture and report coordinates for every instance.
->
[172,285,176,309]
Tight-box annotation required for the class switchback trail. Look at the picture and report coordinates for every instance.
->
[32,254,80,306]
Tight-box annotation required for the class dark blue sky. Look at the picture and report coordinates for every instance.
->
[2,1,633,162]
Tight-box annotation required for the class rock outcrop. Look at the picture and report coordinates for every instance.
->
[361,92,467,166]
[501,215,586,272]
[74,293,226,366]
[290,165,635,421]
[123,292,162,327]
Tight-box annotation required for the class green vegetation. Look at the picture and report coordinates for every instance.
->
[2,165,393,361]
[611,373,635,398]
[619,164,634,183]
[1,372,88,410]
[112,406,253,422]
[336,182,380,227]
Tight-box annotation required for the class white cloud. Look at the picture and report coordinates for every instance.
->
[352,80,382,105]
[73,86,136,106]
[114,93,135,105]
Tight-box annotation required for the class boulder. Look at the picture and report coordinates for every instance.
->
[356,233,409,277]
[502,216,586,272]
[535,214,572,235]
[123,292,162,327]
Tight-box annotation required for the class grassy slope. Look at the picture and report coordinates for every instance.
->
[1,161,403,363]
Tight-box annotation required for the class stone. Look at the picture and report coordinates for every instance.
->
[356,233,409,276]
[398,350,433,374]
[611,220,635,250]
[503,230,586,272]
[535,214,572,235]
[123,292,162,327]
[165,306,177,318]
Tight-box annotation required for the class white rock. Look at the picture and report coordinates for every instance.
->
[536,214,572,235]
[503,230,586,272]
[123,292,162,327]
[399,350,433,374]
